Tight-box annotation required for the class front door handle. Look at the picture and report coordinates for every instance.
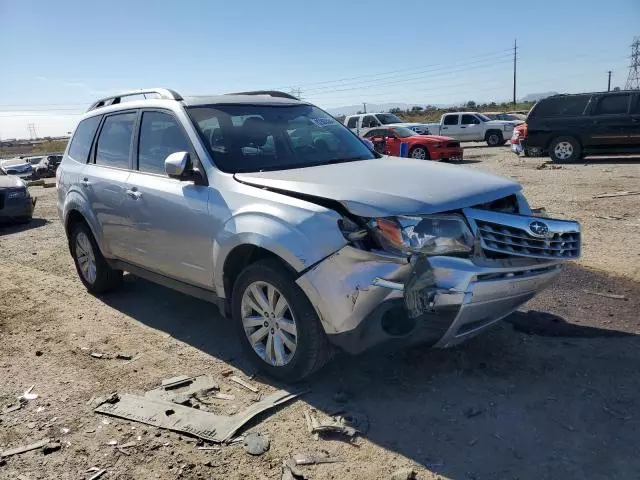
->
[126,188,142,200]
[81,177,90,187]
[460,126,467,128]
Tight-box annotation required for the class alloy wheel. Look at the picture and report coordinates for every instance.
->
[241,281,298,366]
[75,231,97,284]
[554,141,574,160]
[410,147,426,159]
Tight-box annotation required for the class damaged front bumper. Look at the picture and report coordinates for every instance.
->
[296,246,562,354]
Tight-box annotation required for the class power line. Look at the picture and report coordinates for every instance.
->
[278,48,514,90]
[625,37,640,90]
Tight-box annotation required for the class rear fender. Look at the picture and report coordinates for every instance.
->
[62,191,106,255]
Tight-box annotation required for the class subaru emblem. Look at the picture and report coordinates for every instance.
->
[529,220,549,237]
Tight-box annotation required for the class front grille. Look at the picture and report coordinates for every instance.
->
[446,142,460,148]
[476,220,580,259]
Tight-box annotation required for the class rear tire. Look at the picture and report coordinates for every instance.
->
[69,222,122,294]
[486,131,503,147]
[232,259,331,382]
[409,146,430,160]
[549,136,581,163]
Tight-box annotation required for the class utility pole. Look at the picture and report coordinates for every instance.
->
[512,39,517,106]
[289,88,302,99]
[607,71,612,91]
[363,102,367,113]
[27,123,38,140]
[625,37,640,90]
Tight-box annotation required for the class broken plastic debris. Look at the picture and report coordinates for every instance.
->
[228,375,259,393]
[1,438,51,458]
[161,375,193,389]
[87,468,107,480]
[60,427,70,434]
[21,385,39,401]
[304,409,361,437]
[107,440,118,446]
[95,389,304,443]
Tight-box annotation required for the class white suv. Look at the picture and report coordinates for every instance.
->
[57,88,581,381]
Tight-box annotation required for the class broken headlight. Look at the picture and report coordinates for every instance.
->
[371,214,474,256]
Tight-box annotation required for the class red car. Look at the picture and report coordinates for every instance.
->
[363,126,463,161]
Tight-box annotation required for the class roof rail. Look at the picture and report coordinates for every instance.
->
[225,90,299,100]
[86,88,183,112]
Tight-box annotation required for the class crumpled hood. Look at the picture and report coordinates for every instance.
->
[0,174,26,188]
[235,157,521,217]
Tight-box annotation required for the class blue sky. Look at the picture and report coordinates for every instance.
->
[0,0,638,138]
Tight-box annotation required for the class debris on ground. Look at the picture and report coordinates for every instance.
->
[90,352,105,359]
[304,408,364,438]
[20,385,39,401]
[595,215,624,220]
[390,467,418,480]
[536,162,562,170]
[292,452,343,465]
[220,369,234,377]
[228,375,259,393]
[282,458,308,480]
[243,432,270,455]
[146,375,219,405]
[95,388,303,442]
[593,191,640,199]
[115,353,133,360]
[42,442,61,455]
[210,393,235,401]
[1,438,51,458]
[87,467,107,480]
[583,290,627,300]
[1,402,25,415]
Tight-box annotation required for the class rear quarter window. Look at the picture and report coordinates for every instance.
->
[67,116,102,163]
[530,96,590,119]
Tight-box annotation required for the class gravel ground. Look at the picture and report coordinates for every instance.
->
[0,147,639,480]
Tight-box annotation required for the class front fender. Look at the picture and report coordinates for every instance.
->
[62,190,107,255]
[212,209,347,298]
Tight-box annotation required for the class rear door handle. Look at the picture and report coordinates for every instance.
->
[460,126,467,128]
[126,188,142,200]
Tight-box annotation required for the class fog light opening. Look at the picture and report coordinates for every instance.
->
[381,305,416,337]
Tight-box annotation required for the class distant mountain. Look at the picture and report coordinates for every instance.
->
[520,92,559,102]
[325,102,452,116]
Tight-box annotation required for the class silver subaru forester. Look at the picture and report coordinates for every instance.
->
[57,88,581,380]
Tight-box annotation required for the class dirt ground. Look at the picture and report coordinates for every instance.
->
[1,147,639,480]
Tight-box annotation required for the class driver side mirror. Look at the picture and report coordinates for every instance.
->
[164,151,206,186]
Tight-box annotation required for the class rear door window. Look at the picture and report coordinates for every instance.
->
[95,112,136,169]
[594,94,631,115]
[346,117,358,128]
[137,111,192,175]
[443,114,459,125]
[461,114,480,125]
[68,116,102,163]
[362,115,379,128]
[531,96,590,118]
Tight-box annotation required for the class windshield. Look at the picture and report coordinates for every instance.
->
[187,104,376,173]
[376,113,403,125]
[390,126,418,138]
[476,113,492,122]
[28,157,43,164]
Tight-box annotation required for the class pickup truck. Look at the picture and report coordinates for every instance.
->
[424,112,516,146]
[344,112,432,137]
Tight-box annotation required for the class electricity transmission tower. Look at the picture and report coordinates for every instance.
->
[27,123,38,139]
[625,37,640,90]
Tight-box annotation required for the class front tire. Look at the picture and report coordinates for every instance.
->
[69,223,122,294]
[232,259,331,381]
[486,131,503,147]
[409,146,430,160]
[549,136,581,163]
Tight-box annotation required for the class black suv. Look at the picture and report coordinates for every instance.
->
[525,91,640,163]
